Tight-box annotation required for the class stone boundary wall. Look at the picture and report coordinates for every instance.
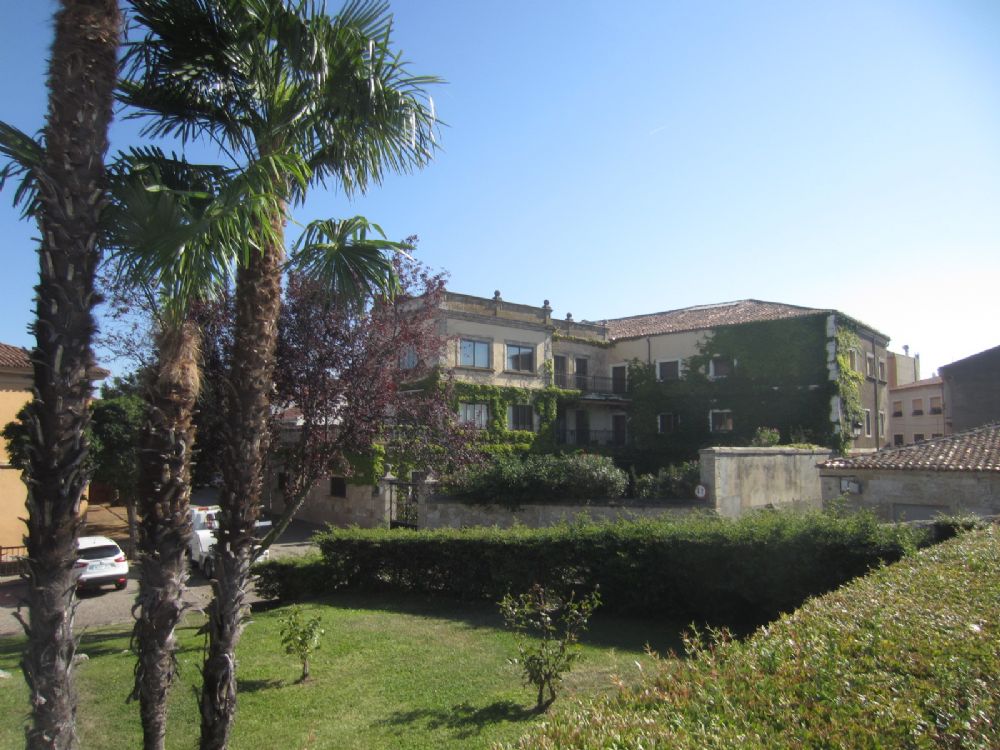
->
[819,468,1000,522]
[699,446,832,518]
[265,482,389,528]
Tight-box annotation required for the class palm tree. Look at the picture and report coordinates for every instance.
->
[0,2,121,747]
[121,3,437,745]
[103,151,278,750]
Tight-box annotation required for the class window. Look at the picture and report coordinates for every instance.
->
[459,402,489,429]
[848,349,859,371]
[709,356,733,379]
[574,357,589,390]
[892,400,903,418]
[866,353,875,377]
[612,414,627,446]
[864,409,872,438]
[553,355,568,387]
[506,343,534,372]
[709,409,733,433]
[657,360,681,381]
[878,410,885,438]
[329,476,347,498]
[914,433,925,443]
[508,404,534,431]
[878,359,886,382]
[893,434,904,446]
[459,339,490,368]
[399,346,418,370]
[929,396,942,415]
[658,413,678,434]
[611,364,628,394]
[931,433,943,439]
[912,398,924,416]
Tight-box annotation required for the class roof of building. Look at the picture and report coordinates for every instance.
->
[939,343,1000,375]
[889,376,942,393]
[599,299,833,340]
[0,343,31,369]
[820,423,1000,473]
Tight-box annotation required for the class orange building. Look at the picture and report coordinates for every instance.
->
[0,343,33,550]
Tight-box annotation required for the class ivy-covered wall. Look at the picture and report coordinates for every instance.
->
[625,315,839,471]
[452,382,577,456]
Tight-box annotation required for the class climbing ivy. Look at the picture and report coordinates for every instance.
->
[834,327,865,455]
[625,314,839,469]
[452,382,579,455]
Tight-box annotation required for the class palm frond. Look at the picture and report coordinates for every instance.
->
[123,0,442,200]
[0,121,45,219]
[103,147,276,323]
[288,216,401,301]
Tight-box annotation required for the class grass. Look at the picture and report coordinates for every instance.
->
[0,592,679,749]
[508,525,1000,749]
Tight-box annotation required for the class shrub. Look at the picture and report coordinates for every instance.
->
[253,552,327,601]
[278,605,325,682]
[508,526,1000,749]
[750,426,781,446]
[634,460,701,499]
[443,453,627,507]
[500,585,601,709]
[269,511,927,625]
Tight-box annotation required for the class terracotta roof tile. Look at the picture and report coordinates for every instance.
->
[600,299,828,340]
[0,343,31,369]
[820,424,1000,473]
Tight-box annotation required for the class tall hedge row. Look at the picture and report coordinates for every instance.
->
[255,511,925,623]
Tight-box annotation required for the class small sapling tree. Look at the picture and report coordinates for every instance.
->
[279,606,325,683]
[500,584,601,709]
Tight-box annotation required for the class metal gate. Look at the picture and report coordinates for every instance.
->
[388,480,419,529]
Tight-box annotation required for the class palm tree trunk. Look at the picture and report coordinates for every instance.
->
[199,211,285,750]
[132,320,201,750]
[20,2,119,749]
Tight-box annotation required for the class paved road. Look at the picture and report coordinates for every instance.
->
[0,516,323,637]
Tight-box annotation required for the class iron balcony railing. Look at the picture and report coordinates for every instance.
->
[554,428,627,447]
[550,372,629,396]
[0,545,27,576]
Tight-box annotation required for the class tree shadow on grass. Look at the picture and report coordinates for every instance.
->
[379,699,540,740]
[237,677,285,693]
[291,591,686,655]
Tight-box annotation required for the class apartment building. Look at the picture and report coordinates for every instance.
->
[438,291,891,457]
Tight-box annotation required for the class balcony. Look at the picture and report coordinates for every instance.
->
[550,372,629,396]
[554,428,627,447]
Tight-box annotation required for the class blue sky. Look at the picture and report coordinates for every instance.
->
[2,0,999,376]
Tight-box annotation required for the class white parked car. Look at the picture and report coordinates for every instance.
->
[188,505,272,578]
[74,536,128,591]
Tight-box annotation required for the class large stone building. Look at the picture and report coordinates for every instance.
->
[438,291,891,463]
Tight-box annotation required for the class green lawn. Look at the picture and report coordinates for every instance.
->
[0,593,679,749]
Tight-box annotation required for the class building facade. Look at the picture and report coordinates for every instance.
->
[437,292,891,463]
[939,344,1000,434]
[0,343,32,549]
[888,377,946,446]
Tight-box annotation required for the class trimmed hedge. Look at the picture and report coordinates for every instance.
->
[254,510,924,624]
[442,454,628,508]
[508,525,1000,749]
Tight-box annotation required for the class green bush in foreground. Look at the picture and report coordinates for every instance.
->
[278,605,325,682]
[255,510,924,624]
[500,585,601,709]
[507,525,1000,749]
